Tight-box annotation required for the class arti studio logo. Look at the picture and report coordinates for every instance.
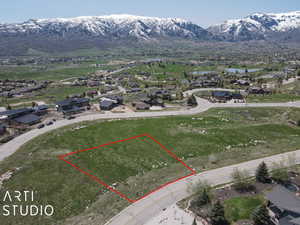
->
[1,191,54,217]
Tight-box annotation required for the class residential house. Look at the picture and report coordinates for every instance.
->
[0,108,33,120]
[266,185,300,225]
[13,114,41,125]
[99,96,123,111]
[33,105,49,115]
[212,91,232,102]
[132,102,150,110]
[55,98,90,115]
[126,88,142,93]
[99,100,115,111]
[0,105,49,126]
[0,124,6,135]
[248,87,271,95]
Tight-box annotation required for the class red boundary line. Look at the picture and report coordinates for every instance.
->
[58,134,197,203]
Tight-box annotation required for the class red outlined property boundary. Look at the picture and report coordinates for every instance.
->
[58,134,197,203]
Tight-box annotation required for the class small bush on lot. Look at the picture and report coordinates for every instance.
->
[231,168,255,192]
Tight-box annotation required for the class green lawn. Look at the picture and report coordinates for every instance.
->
[123,62,219,80]
[224,195,264,222]
[0,107,300,225]
[0,65,97,81]
[246,93,300,103]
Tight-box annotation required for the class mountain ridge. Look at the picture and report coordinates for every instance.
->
[0,12,300,55]
[208,11,300,41]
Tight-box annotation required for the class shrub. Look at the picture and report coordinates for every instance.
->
[231,168,254,192]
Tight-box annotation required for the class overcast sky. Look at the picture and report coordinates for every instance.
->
[1,0,300,27]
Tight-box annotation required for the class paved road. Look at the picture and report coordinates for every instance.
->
[183,88,243,97]
[105,150,300,225]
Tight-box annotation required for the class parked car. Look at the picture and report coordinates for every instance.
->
[37,124,45,129]
[67,116,76,120]
[46,121,53,126]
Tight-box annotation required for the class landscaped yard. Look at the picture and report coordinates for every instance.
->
[224,195,264,222]
[0,107,300,225]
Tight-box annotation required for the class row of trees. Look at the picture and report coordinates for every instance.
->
[192,199,272,225]
[231,161,289,193]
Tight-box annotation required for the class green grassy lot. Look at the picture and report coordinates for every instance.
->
[0,65,97,81]
[283,79,300,91]
[224,195,264,222]
[122,62,219,80]
[0,107,300,225]
[246,93,300,103]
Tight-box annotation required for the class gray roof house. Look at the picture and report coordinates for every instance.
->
[266,185,300,225]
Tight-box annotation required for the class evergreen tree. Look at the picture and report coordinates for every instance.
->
[184,71,188,78]
[195,188,211,207]
[210,201,229,225]
[252,204,273,225]
[255,162,270,183]
[187,95,197,106]
[192,218,197,225]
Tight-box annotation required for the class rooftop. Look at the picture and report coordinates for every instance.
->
[266,185,300,214]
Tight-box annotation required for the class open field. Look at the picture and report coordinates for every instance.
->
[246,93,300,103]
[0,107,300,225]
[0,63,122,81]
[0,65,97,81]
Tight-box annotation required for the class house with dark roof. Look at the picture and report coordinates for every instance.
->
[13,114,41,125]
[212,91,232,102]
[33,105,49,115]
[132,102,150,110]
[99,96,123,111]
[0,124,6,135]
[266,185,300,225]
[0,108,33,120]
[99,100,115,111]
[248,87,271,95]
[126,88,142,93]
[55,98,90,115]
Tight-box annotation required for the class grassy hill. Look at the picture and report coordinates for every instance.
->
[0,107,300,225]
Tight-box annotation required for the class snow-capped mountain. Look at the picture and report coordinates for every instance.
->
[0,14,211,40]
[208,11,300,41]
[1,12,300,56]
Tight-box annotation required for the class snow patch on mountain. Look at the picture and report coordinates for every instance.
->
[208,11,300,40]
[0,14,207,40]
